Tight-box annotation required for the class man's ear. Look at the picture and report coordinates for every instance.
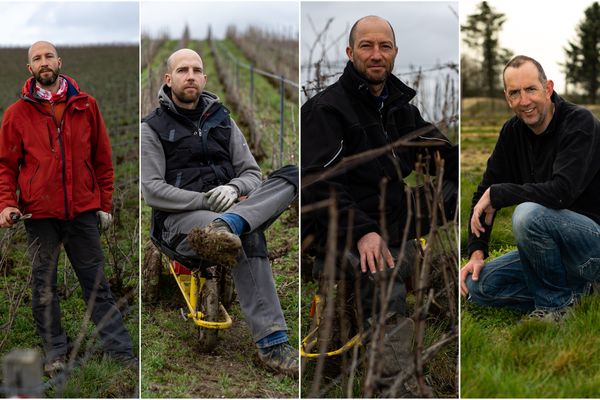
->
[346,46,353,61]
[164,73,172,87]
[27,64,33,75]
[545,79,554,97]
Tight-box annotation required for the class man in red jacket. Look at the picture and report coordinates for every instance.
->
[0,41,136,376]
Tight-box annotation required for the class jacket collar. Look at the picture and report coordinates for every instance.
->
[21,74,81,103]
[158,84,221,120]
[339,61,416,107]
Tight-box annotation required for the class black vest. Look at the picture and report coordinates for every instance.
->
[144,102,235,193]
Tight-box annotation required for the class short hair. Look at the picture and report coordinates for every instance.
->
[348,16,396,48]
[503,55,548,87]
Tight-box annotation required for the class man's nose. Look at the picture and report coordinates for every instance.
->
[185,70,196,80]
[372,46,383,58]
[518,91,531,105]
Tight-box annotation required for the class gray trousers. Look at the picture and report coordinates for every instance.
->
[162,175,296,342]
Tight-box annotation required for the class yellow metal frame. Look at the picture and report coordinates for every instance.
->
[301,238,426,359]
[168,262,232,330]
[300,294,363,359]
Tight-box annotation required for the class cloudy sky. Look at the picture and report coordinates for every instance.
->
[141,1,298,40]
[460,0,594,94]
[0,1,138,46]
[301,1,459,78]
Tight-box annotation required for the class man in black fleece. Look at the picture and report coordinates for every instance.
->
[460,55,600,322]
[302,15,458,396]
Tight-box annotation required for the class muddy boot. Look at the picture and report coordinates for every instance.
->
[370,316,419,398]
[257,342,299,377]
[44,355,66,379]
[187,220,242,267]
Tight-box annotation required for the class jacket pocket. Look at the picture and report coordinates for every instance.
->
[18,162,39,202]
[84,160,97,192]
[47,125,55,152]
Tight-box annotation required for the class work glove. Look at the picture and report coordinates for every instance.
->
[206,185,238,213]
[97,210,113,231]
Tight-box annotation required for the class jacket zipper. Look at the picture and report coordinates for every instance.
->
[51,103,70,220]
[378,102,397,158]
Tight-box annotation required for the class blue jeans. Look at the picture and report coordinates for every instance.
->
[466,202,600,312]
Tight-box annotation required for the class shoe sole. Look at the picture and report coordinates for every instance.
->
[255,353,299,378]
[188,226,242,267]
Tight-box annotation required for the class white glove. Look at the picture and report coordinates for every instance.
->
[97,211,113,231]
[206,185,238,213]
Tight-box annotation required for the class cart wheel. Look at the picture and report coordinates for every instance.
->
[142,241,163,304]
[220,268,236,310]
[198,278,219,351]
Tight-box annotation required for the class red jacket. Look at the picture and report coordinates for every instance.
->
[0,75,113,220]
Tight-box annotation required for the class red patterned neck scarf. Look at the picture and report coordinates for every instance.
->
[34,76,68,104]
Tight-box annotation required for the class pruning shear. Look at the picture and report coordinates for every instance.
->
[10,213,32,223]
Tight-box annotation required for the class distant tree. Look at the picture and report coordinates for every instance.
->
[180,24,191,49]
[564,2,600,103]
[460,54,483,98]
[461,1,510,99]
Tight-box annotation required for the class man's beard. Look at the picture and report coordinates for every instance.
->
[172,87,200,105]
[34,67,60,86]
[353,61,394,85]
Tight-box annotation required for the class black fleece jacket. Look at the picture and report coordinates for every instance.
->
[468,92,600,258]
[302,61,458,250]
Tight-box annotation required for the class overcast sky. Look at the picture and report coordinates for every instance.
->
[301,1,459,77]
[141,1,298,40]
[0,1,138,46]
[460,0,594,94]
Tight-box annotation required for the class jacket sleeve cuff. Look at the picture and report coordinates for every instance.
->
[467,242,489,260]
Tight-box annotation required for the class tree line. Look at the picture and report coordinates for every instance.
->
[462,1,600,103]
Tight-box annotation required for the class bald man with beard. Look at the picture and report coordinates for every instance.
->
[0,41,136,377]
[141,49,299,376]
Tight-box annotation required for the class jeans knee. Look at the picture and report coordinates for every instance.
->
[465,275,483,299]
[33,284,55,306]
[512,202,548,241]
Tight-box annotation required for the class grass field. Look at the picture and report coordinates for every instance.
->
[0,45,139,398]
[460,97,600,398]
[140,35,299,398]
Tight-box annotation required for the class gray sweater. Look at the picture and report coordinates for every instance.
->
[141,85,262,212]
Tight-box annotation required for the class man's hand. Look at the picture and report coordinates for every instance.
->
[460,250,485,297]
[357,232,394,274]
[206,185,238,213]
[0,207,21,228]
[97,211,113,231]
[470,187,496,238]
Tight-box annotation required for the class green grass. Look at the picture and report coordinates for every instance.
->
[461,296,600,397]
[460,98,600,397]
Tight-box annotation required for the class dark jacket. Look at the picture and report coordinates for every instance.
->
[301,62,457,249]
[468,92,600,258]
[0,75,113,220]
